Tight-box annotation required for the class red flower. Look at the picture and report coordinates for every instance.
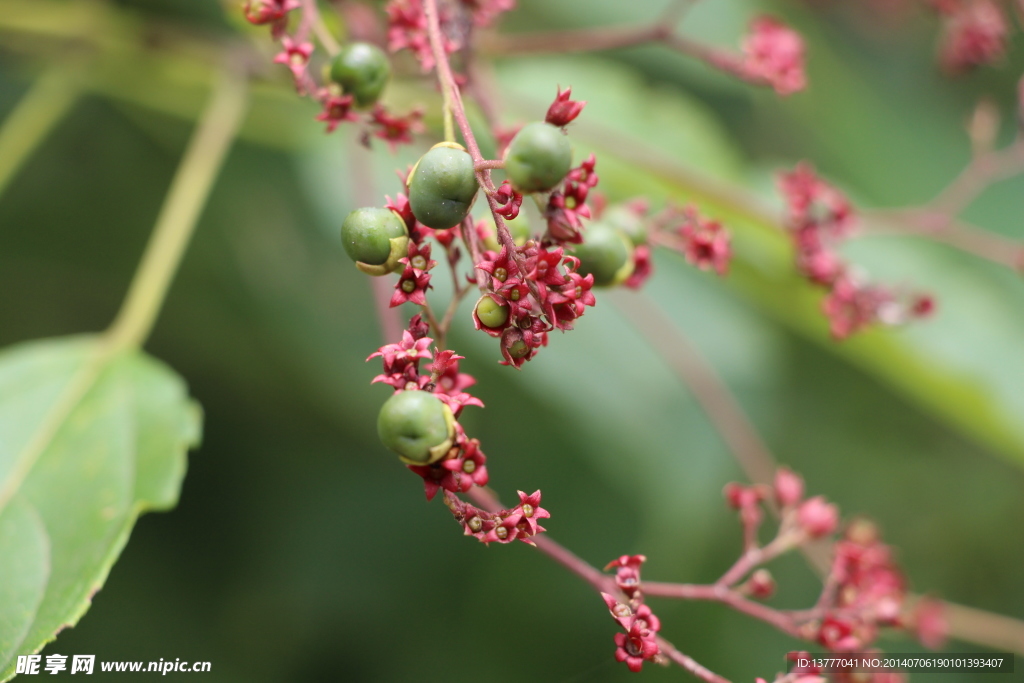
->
[390,264,432,307]
[273,36,314,83]
[773,467,804,508]
[545,86,587,127]
[368,330,433,376]
[368,104,425,152]
[493,181,523,220]
[315,91,358,133]
[742,17,807,95]
[512,489,550,537]
[476,246,520,288]
[613,622,660,673]
[822,277,890,340]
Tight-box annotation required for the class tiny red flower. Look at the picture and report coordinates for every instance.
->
[244,0,298,37]
[390,264,432,307]
[315,91,359,133]
[613,622,660,673]
[368,104,425,152]
[273,36,314,83]
[546,86,587,127]
[680,209,731,275]
[385,0,458,72]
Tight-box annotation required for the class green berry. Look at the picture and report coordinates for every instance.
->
[377,390,456,465]
[603,205,648,247]
[408,142,479,230]
[475,295,510,329]
[571,222,635,287]
[503,122,573,193]
[328,42,391,108]
[340,207,409,276]
[508,340,530,359]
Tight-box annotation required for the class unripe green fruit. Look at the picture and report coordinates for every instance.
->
[408,142,479,230]
[571,222,635,287]
[603,205,648,247]
[377,390,456,465]
[508,340,530,359]
[328,42,391,108]
[340,207,409,276]
[475,295,510,329]
[503,122,573,193]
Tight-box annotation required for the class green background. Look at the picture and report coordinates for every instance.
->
[1,0,1023,680]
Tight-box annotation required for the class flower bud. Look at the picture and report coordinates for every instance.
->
[797,496,839,538]
[773,466,804,508]
[748,569,776,599]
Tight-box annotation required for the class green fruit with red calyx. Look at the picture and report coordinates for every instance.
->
[571,222,635,287]
[503,122,573,193]
[408,142,479,229]
[328,42,391,108]
[377,390,456,465]
[341,207,409,276]
[475,295,510,329]
[603,204,648,247]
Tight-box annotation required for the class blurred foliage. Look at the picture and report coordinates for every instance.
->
[0,0,1023,681]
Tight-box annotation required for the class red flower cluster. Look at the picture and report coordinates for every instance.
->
[601,556,663,673]
[385,0,459,72]
[546,154,598,243]
[778,163,933,339]
[936,0,1008,73]
[445,489,550,544]
[742,16,807,96]
[368,317,483,415]
[474,240,597,367]
[817,520,928,652]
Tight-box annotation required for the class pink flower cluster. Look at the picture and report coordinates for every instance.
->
[778,163,933,339]
[601,556,664,673]
[742,17,807,96]
[444,489,550,545]
[935,0,1008,73]
[473,241,597,367]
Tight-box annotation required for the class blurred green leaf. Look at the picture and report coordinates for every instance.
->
[0,336,200,682]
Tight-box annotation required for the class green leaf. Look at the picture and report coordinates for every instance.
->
[0,336,201,682]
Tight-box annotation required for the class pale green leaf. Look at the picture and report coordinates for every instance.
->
[0,336,201,682]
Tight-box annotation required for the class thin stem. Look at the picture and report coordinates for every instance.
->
[644,582,802,638]
[928,137,1024,217]
[0,66,83,204]
[474,159,504,171]
[106,68,247,352]
[657,639,733,683]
